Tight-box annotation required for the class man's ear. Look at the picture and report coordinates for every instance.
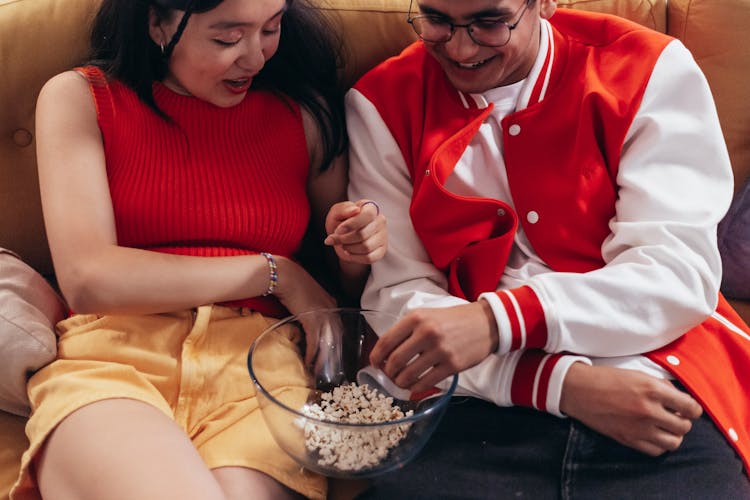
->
[539,0,557,19]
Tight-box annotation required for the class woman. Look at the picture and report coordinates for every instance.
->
[11,0,385,499]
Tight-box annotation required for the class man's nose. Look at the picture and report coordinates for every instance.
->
[444,26,481,61]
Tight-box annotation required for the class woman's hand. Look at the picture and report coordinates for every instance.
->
[270,256,339,365]
[560,363,703,456]
[324,200,387,264]
[272,256,337,316]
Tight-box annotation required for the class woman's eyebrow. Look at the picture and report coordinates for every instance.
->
[208,20,250,29]
[208,6,286,30]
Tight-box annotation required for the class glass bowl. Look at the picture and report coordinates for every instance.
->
[247,307,457,478]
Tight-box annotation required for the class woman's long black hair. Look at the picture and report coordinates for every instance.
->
[88,0,346,170]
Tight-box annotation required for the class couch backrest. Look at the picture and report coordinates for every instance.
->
[0,0,746,279]
[668,0,750,195]
[0,0,101,277]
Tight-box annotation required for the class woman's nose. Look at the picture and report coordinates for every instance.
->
[237,36,267,73]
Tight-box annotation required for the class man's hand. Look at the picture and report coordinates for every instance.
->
[369,301,499,393]
[560,363,703,456]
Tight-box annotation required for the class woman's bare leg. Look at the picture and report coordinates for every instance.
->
[212,467,304,500]
[35,398,226,500]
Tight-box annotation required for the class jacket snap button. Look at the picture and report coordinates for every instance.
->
[526,211,539,224]
[728,428,739,442]
[666,355,680,366]
[497,208,506,216]
[508,124,521,136]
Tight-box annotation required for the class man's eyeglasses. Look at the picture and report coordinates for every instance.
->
[407,0,532,48]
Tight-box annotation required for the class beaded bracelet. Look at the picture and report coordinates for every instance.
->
[260,252,278,296]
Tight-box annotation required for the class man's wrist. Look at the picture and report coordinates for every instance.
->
[478,298,500,353]
[558,360,592,417]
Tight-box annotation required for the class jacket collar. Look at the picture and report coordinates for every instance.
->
[456,18,555,111]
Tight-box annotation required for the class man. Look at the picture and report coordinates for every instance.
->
[346,0,750,497]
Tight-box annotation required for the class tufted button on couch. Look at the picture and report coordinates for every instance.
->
[1,0,748,498]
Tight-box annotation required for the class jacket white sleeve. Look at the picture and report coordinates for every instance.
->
[346,90,467,316]
[479,40,732,359]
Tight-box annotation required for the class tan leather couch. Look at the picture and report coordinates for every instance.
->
[1,0,748,498]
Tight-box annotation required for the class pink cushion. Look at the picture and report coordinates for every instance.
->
[0,249,66,416]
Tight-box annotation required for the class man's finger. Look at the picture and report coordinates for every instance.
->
[370,316,416,368]
[655,410,694,437]
[381,326,432,380]
[649,426,686,453]
[409,364,452,394]
[660,383,703,419]
[630,439,669,457]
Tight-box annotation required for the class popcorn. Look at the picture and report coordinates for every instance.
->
[301,382,414,472]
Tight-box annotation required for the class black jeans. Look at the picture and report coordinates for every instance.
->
[358,398,750,500]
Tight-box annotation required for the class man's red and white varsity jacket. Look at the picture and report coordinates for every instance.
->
[347,9,750,472]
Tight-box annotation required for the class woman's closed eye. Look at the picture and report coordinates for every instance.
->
[213,29,243,46]
[262,22,281,35]
[213,38,240,46]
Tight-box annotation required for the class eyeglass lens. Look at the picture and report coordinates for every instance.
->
[408,0,529,47]
[412,18,513,46]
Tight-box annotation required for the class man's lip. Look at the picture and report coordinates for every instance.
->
[454,56,495,69]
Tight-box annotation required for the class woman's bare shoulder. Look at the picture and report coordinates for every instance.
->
[36,69,101,129]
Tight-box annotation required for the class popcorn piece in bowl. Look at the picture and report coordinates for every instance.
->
[301,382,414,472]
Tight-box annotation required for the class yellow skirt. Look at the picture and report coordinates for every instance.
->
[10,305,326,500]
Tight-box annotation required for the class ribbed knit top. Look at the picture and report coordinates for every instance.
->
[78,66,311,317]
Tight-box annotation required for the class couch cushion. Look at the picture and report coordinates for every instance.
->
[668,0,750,192]
[0,248,66,417]
[557,0,666,32]
[316,0,417,89]
[0,0,101,277]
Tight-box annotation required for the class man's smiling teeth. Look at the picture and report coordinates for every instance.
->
[458,58,490,69]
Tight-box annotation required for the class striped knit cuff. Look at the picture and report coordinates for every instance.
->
[510,352,592,417]
[479,285,547,354]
